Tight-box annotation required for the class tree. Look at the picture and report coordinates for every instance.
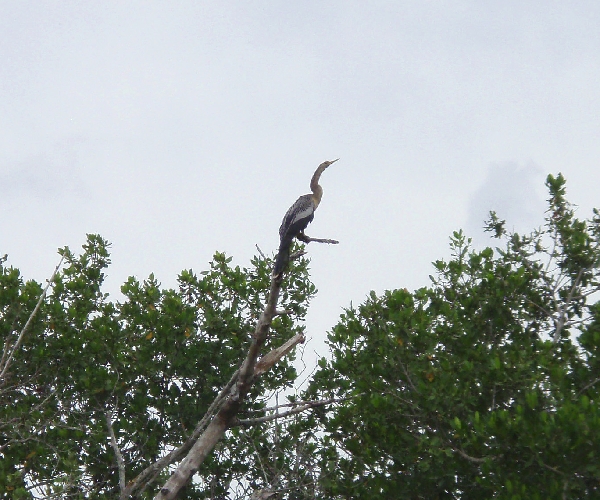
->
[3,173,599,499]
[305,174,600,499]
[1,236,318,498]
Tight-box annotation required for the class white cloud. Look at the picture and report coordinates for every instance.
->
[0,141,88,200]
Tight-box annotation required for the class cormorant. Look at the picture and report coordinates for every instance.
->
[274,159,338,276]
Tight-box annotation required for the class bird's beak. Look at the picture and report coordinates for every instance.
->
[327,158,340,167]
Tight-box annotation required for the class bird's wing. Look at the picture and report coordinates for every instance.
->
[279,194,314,239]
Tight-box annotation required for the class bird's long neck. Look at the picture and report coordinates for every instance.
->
[310,164,327,207]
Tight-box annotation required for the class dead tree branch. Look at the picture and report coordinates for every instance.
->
[105,410,127,498]
[248,394,359,414]
[124,369,239,497]
[255,244,267,260]
[576,376,600,398]
[254,333,305,377]
[234,396,346,427]
[553,268,584,344]
[296,233,339,245]
[289,250,307,262]
[154,274,284,499]
[452,446,493,464]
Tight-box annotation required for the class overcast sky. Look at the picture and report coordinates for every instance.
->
[2,2,599,368]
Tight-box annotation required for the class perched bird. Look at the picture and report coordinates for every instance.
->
[274,159,339,276]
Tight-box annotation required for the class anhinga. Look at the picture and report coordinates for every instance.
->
[274,159,339,276]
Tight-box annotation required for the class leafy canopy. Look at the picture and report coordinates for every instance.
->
[304,174,600,499]
[2,173,600,500]
[0,238,316,498]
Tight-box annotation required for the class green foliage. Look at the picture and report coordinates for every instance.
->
[0,236,316,498]
[3,173,600,499]
[305,174,600,498]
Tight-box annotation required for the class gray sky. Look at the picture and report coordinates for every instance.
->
[2,2,600,367]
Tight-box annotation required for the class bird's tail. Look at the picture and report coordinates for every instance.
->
[273,237,293,277]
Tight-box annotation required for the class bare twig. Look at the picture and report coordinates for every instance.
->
[539,459,565,476]
[282,235,340,271]
[0,256,64,383]
[452,447,491,464]
[398,359,418,393]
[296,233,339,245]
[289,250,307,262]
[525,298,553,319]
[105,410,127,497]
[234,396,348,427]
[248,394,361,414]
[248,435,270,485]
[553,268,584,344]
[576,376,600,398]
[255,244,267,260]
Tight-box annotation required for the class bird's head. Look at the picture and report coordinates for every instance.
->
[321,158,339,170]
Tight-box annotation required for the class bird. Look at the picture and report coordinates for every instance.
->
[273,159,339,277]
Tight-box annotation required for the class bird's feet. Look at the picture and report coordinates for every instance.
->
[296,231,310,243]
